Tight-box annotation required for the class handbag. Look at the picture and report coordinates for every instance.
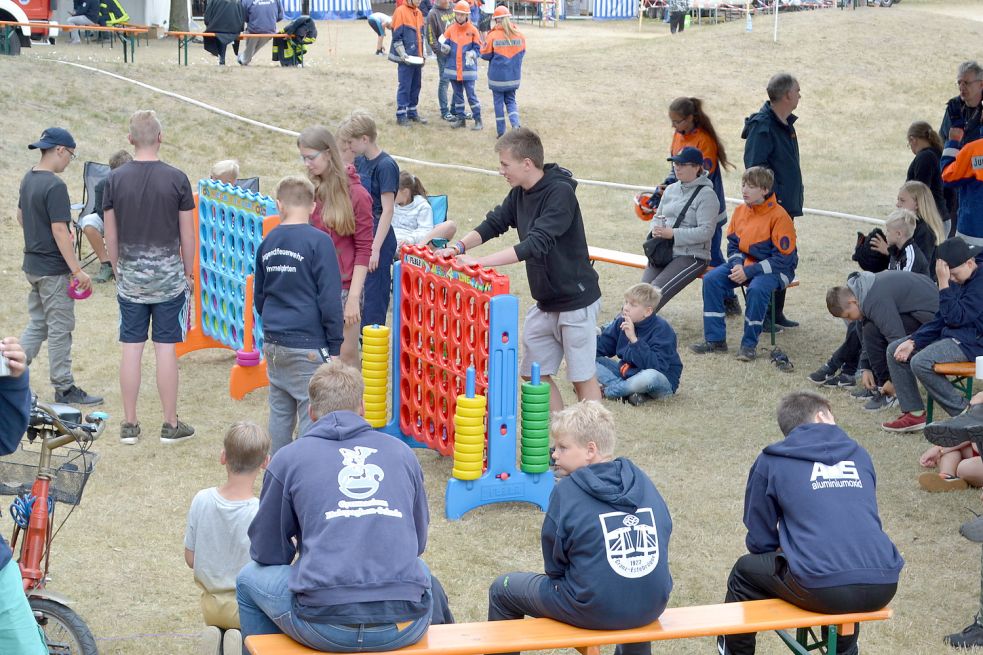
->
[643,185,706,269]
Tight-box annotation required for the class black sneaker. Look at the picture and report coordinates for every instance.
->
[161,419,196,444]
[735,346,757,362]
[807,365,833,385]
[770,348,794,372]
[944,621,983,648]
[823,372,856,388]
[723,296,742,317]
[625,392,648,406]
[408,115,428,124]
[925,404,983,448]
[55,385,103,406]
[960,514,983,543]
[397,118,411,127]
[851,385,876,401]
[761,317,784,334]
[689,340,728,354]
[449,117,466,129]
[775,315,799,328]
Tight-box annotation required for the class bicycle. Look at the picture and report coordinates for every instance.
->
[0,398,105,655]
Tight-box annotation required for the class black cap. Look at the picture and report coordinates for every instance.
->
[667,146,704,166]
[937,237,983,268]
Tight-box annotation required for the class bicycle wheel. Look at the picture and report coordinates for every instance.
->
[29,597,98,655]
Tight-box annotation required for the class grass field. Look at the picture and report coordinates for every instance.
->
[1,3,982,653]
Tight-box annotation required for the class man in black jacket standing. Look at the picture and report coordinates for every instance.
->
[439,128,602,412]
[743,72,803,329]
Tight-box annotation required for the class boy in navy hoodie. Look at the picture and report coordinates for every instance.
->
[253,176,344,454]
[596,283,683,407]
[719,391,902,655]
[237,360,453,651]
[487,401,672,655]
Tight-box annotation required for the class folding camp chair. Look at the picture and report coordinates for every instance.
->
[236,177,260,193]
[428,194,448,225]
[70,161,111,269]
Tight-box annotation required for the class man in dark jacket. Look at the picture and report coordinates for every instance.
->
[0,337,47,653]
[940,60,983,147]
[742,72,803,329]
[884,238,983,432]
[237,360,452,651]
[439,128,602,411]
[204,0,245,65]
[719,391,902,655]
[488,401,672,655]
[825,270,938,407]
[426,0,455,120]
[67,0,102,44]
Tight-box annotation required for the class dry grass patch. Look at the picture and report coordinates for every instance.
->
[0,4,981,653]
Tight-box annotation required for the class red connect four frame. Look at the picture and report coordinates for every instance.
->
[396,246,509,456]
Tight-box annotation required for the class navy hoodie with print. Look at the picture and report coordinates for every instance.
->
[743,423,903,589]
[248,411,430,616]
[540,458,672,630]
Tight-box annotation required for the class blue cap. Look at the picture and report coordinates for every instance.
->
[28,127,76,151]
[667,146,704,166]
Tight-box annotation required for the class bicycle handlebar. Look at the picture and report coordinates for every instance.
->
[29,401,106,449]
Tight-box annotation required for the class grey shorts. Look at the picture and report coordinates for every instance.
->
[77,213,103,234]
[520,298,601,383]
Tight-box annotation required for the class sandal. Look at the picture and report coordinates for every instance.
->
[918,471,969,493]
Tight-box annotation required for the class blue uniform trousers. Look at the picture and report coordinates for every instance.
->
[492,89,519,136]
[396,63,422,121]
[703,265,783,349]
[450,79,481,120]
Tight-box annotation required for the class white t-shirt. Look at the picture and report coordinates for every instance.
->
[184,487,259,593]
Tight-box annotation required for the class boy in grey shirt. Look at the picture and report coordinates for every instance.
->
[185,422,270,655]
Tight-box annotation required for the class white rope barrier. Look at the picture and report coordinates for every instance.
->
[52,59,885,226]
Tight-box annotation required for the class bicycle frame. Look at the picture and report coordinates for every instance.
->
[8,403,102,593]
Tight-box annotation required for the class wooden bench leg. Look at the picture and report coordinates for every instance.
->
[575,647,601,655]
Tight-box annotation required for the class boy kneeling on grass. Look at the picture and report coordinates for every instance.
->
[185,422,271,655]
[487,401,672,655]
[691,166,797,362]
[718,391,902,655]
[595,283,683,406]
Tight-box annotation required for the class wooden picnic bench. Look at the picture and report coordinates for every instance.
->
[927,361,976,424]
[166,30,290,66]
[0,20,147,61]
[586,245,800,346]
[244,598,892,655]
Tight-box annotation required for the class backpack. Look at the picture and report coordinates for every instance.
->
[852,228,889,273]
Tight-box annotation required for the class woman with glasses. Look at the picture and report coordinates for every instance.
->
[297,126,374,366]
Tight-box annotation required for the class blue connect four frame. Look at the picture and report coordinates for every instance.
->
[196,180,277,354]
[382,260,554,520]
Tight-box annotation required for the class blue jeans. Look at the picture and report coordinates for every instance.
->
[361,221,398,328]
[595,358,673,400]
[0,559,48,654]
[396,63,423,120]
[450,79,481,120]
[702,267,782,349]
[491,89,519,136]
[263,343,325,454]
[237,561,433,652]
[436,56,450,115]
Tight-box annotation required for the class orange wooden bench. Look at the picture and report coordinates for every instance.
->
[167,30,290,66]
[927,361,976,423]
[586,245,800,345]
[0,20,147,61]
[244,598,891,655]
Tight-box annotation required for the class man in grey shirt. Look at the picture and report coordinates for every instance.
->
[17,127,102,406]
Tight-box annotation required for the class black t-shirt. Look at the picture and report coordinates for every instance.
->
[18,169,72,277]
[103,160,195,303]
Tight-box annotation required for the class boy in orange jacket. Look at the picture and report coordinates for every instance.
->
[691,166,797,361]
[388,0,427,125]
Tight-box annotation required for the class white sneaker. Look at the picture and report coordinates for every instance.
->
[200,626,221,655]
[223,628,242,655]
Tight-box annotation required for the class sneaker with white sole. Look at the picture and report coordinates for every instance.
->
[55,385,103,406]
[200,625,221,655]
[823,372,856,388]
[223,628,243,655]
[851,385,876,401]
[863,392,897,412]
[120,422,141,445]
[881,411,927,433]
[161,419,195,443]
[806,364,832,384]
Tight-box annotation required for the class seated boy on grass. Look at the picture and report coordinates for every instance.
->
[595,283,682,406]
[691,166,797,362]
[185,421,271,655]
[488,401,672,655]
[718,391,902,655]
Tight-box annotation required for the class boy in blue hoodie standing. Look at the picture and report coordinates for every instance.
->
[237,360,453,651]
[596,283,682,407]
[487,401,672,655]
[254,176,344,454]
[719,391,902,655]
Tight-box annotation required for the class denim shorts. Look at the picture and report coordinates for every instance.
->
[118,290,188,344]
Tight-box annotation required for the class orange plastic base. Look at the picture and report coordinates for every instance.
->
[231,360,268,400]
[176,326,227,358]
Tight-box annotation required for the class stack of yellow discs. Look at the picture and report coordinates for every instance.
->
[362,326,390,428]
[451,394,486,480]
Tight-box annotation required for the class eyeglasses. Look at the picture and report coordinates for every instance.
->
[298,150,325,163]
[957,79,983,88]
[64,149,77,161]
